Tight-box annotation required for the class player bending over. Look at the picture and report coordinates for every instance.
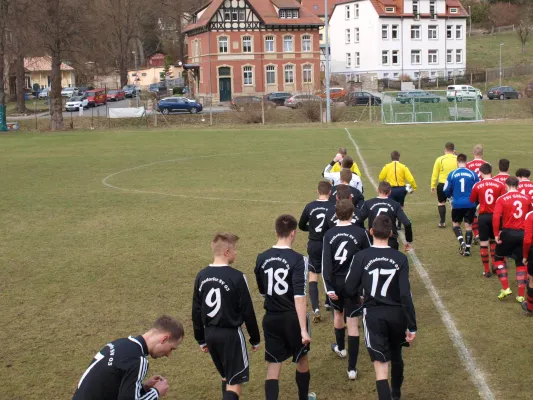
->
[516,168,533,204]
[492,177,532,302]
[330,169,365,209]
[323,154,363,193]
[444,154,479,256]
[470,163,505,277]
[255,215,314,400]
[192,233,261,400]
[322,200,371,380]
[73,315,184,400]
[431,142,457,228]
[345,215,417,400]
[299,181,334,322]
[493,159,511,186]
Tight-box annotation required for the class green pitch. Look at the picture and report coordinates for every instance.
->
[1,122,531,399]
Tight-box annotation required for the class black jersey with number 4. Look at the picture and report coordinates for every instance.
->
[322,224,371,293]
[254,247,308,313]
[73,335,159,400]
[298,200,334,241]
[360,197,413,242]
[192,265,260,346]
[344,247,417,332]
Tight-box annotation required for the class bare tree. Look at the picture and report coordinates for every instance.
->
[0,0,9,130]
[517,5,533,55]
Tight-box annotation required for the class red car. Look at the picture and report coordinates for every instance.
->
[86,89,107,107]
[106,89,126,101]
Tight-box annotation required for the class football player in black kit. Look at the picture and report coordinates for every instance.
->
[322,199,371,381]
[255,215,314,400]
[345,215,417,400]
[360,181,413,251]
[326,184,365,230]
[299,180,333,322]
[73,315,184,400]
[192,233,261,400]
[330,169,365,209]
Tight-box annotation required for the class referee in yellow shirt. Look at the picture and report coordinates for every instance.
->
[331,147,362,177]
[379,150,417,229]
[431,142,458,228]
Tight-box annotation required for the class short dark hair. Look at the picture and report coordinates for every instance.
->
[505,176,519,188]
[378,181,392,195]
[372,215,392,239]
[338,147,347,156]
[479,163,492,175]
[152,315,184,341]
[445,142,455,151]
[340,169,352,183]
[318,180,332,195]
[499,159,510,172]
[336,199,354,221]
[335,184,352,200]
[516,168,531,178]
[457,153,467,163]
[275,214,297,238]
[341,156,354,169]
[391,151,400,161]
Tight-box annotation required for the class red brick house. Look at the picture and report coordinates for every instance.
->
[183,0,324,102]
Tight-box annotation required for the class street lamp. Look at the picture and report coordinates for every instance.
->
[324,0,331,123]
[132,51,139,107]
[499,43,504,87]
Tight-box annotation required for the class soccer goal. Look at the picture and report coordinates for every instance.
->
[380,90,483,125]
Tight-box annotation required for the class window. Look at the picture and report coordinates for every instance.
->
[319,33,323,41]
[265,36,274,52]
[345,29,351,43]
[430,1,436,15]
[283,35,293,52]
[413,0,419,15]
[243,66,253,85]
[414,71,420,78]
[392,50,399,65]
[266,65,276,84]
[428,25,438,39]
[385,7,395,12]
[450,7,458,14]
[447,49,453,63]
[355,27,360,42]
[448,70,453,78]
[411,25,421,39]
[239,9,246,21]
[355,52,360,67]
[428,50,438,64]
[303,64,312,83]
[447,25,453,39]
[382,25,389,39]
[456,49,462,63]
[302,35,311,52]
[232,10,238,21]
[279,9,298,18]
[382,50,389,65]
[394,72,399,78]
[384,73,389,78]
[224,10,231,21]
[219,36,228,53]
[242,36,252,53]
[411,50,421,64]
[195,40,199,57]
[284,65,294,83]
[355,4,359,18]
[346,52,352,67]
[345,5,351,19]
[392,25,399,39]
[456,25,463,39]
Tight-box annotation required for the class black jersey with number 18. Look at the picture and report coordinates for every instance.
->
[298,200,334,241]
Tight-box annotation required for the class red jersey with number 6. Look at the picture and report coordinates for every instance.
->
[493,191,532,235]
[470,179,505,215]
[466,159,488,178]
[518,181,533,204]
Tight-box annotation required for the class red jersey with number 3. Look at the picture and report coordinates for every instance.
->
[466,159,488,179]
[518,181,533,204]
[493,191,532,236]
[470,179,505,214]
[493,173,510,186]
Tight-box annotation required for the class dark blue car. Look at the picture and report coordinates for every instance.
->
[157,97,203,114]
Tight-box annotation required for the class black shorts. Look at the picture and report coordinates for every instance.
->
[362,306,409,363]
[528,247,533,276]
[390,186,407,207]
[205,326,249,385]
[307,240,323,274]
[263,311,310,363]
[477,213,494,242]
[495,229,524,264]
[437,183,447,203]
[451,208,476,224]
[327,277,363,317]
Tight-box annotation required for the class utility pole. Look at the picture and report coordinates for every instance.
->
[132,51,140,108]
[324,0,331,123]
[499,43,504,87]
[468,6,472,37]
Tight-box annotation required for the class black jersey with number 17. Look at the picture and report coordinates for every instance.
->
[298,200,334,241]
[254,247,308,313]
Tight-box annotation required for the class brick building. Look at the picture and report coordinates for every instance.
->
[183,0,324,102]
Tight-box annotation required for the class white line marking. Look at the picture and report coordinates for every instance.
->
[345,128,495,400]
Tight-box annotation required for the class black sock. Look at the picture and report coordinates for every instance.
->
[223,390,239,400]
[309,281,319,312]
[347,335,360,371]
[265,379,279,400]
[295,370,311,400]
[335,327,345,351]
[465,230,473,249]
[453,226,464,244]
[376,379,391,400]
[391,362,404,397]
[438,205,446,224]
[221,381,227,397]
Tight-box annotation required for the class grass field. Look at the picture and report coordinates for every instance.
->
[2,122,532,400]
[467,32,533,69]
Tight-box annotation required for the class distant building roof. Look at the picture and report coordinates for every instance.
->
[24,57,74,72]
[301,0,339,17]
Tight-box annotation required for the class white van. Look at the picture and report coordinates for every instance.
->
[446,85,483,102]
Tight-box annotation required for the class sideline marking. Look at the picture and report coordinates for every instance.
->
[345,128,495,400]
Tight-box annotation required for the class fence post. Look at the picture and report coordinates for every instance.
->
[470,73,473,85]
[261,95,265,125]
[34,101,37,130]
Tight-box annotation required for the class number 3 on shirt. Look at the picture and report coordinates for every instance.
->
[369,268,397,297]
[513,200,523,219]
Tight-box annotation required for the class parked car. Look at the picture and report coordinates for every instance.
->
[157,97,203,114]
[319,87,347,102]
[487,86,521,100]
[85,89,107,107]
[284,94,323,109]
[106,89,126,101]
[346,91,382,106]
[230,96,276,111]
[148,83,167,93]
[38,88,50,99]
[396,90,441,104]
[65,95,89,111]
[61,87,79,97]
[77,87,90,95]
[446,85,483,102]
[123,85,140,98]
[264,92,292,106]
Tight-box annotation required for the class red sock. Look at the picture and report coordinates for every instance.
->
[527,287,533,311]
[494,260,509,290]
[472,217,479,238]
[516,266,528,297]
[490,242,496,262]
[480,246,490,273]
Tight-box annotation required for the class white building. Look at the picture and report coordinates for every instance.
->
[329,0,468,81]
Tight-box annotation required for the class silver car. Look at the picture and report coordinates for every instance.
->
[284,94,323,109]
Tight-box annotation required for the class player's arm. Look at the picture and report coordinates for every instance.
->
[492,200,503,240]
[443,172,453,198]
[354,176,364,194]
[354,190,365,209]
[362,230,372,249]
[118,358,164,400]
[239,274,261,347]
[354,209,365,229]
[344,252,364,298]
[293,257,311,344]
[398,258,417,334]
[431,158,440,189]
[397,207,413,243]
[469,184,479,204]
[359,201,369,222]
[378,164,388,182]
[321,236,336,295]
[405,166,417,191]
[298,206,310,232]
[191,275,206,346]
[254,255,266,298]
[323,161,336,179]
